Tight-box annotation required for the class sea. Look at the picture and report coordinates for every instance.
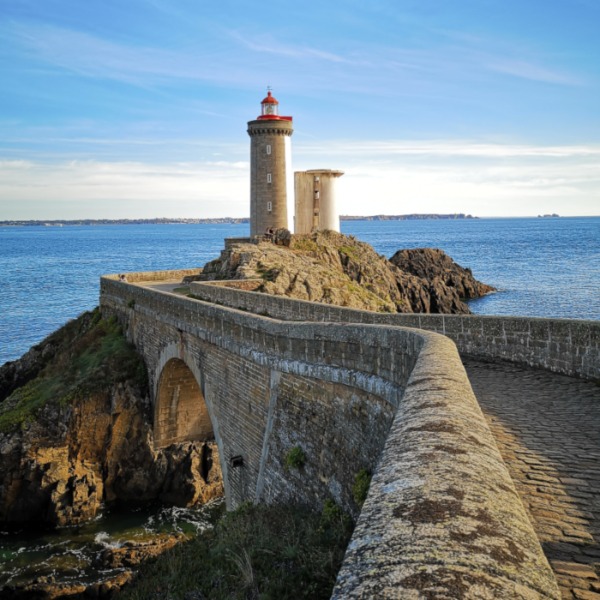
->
[1,217,599,366]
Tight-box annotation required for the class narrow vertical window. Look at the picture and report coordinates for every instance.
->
[266,144,271,155]
[267,202,272,212]
[267,173,272,183]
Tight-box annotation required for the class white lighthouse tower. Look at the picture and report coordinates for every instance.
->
[247,91,294,237]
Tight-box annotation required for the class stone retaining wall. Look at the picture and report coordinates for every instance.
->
[100,272,560,598]
[190,280,600,381]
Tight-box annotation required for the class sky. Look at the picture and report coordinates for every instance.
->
[1,0,599,219]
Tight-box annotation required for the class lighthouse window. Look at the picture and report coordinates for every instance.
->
[267,202,272,212]
[267,173,272,183]
[266,145,271,155]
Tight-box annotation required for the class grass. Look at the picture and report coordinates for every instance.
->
[291,238,319,253]
[0,309,147,433]
[120,502,354,600]
[338,245,360,260]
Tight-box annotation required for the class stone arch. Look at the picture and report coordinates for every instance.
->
[154,357,214,448]
[153,342,231,506]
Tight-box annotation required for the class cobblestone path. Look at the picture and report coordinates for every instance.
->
[464,358,600,600]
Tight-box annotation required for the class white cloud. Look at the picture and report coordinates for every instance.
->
[0,140,598,219]
[296,140,600,217]
[297,140,600,159]
[0,160,249,219]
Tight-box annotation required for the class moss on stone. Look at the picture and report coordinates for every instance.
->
[0,309,147,433]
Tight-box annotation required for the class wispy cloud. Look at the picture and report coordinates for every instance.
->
[229,31,354,64]
[486,60,583,85]
[3,21,250,87]
[297,140,600,160]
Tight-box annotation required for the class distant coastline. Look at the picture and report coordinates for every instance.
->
[0,214,477,227]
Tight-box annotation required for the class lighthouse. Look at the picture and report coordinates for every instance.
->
[247,90,293,237]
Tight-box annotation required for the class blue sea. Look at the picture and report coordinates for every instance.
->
[1,217,599,365]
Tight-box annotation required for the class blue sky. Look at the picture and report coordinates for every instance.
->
[1,0,599,219]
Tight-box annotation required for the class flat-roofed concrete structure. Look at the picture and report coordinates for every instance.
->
[294,169,344,234]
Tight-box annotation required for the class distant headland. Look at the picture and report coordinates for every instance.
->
[0,213,476,227]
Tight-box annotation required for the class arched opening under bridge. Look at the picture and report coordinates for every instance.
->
[154,358,214,449]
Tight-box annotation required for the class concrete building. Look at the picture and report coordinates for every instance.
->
[294,169,344,234]
[247,91,293,237]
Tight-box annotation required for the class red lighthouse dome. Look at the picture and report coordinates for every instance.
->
[257,90,292,121]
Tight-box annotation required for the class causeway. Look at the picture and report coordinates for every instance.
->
[465,358,600,600]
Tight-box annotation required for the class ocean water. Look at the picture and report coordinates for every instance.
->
[1,217,599,365]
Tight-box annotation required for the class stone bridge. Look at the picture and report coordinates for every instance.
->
[100,270,599,599]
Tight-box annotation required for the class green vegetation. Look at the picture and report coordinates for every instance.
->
[291,238,319,253]
[120,502,353,600]
[338,245,360,260]
[255,262,280,282]
[0,309,147,433]
[127,298,136,308]
[352,469,372,508]
[172,286,191,295]
[284,445,306,470]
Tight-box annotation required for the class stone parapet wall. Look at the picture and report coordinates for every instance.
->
[333,334,559,598]
[190,281,599,380]
[100,274,560,598]
[105,269,202,284]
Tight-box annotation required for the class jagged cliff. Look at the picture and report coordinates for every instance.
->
[201,230,495,314]
[0,310,222,528]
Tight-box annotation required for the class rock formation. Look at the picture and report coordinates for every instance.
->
[0,310,223,528]
[389,247,496,300]
[201,230,494,314]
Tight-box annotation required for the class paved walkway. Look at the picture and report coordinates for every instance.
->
[464,358,600,600]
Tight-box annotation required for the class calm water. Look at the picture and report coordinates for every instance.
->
[1,218,599,365]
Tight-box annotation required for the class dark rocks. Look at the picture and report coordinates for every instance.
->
[389,248,496,300]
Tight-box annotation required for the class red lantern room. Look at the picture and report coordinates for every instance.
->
[257,90,292,121]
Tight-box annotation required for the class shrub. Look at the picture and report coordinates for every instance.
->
[284,446,306,470]
[352,469,372,507]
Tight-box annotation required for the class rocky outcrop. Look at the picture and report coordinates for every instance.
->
[0,320,77,403]
[0,311,223,528]
[201,230,494,314]
[390,248,496,300]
